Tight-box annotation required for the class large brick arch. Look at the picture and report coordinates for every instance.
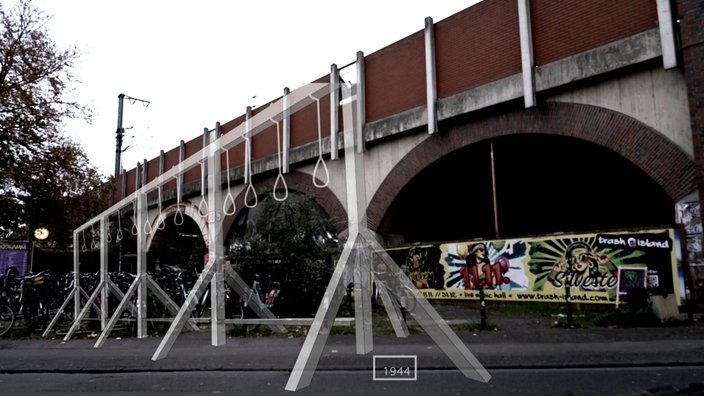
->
[367,102,697,232]
[222,170,348,237]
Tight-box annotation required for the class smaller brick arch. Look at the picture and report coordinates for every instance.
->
[367,102,697,232]
[222,171,348,238]
[145,202,209,251]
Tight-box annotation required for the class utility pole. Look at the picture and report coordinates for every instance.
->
[114,94,125,178]
[114,93,150,177]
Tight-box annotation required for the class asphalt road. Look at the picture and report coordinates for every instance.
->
[0,366,702,395]
[1,306,703,395]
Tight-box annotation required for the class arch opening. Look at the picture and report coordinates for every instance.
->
[379,134,674,245]
[147,210,207,274]
[224,190,342,318]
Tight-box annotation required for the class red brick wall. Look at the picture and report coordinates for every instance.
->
[290,94,331,148]
[435,0,521,97]
[183,137,203,188]
[161,146,180,191]
[531,0,657,65]
[365,31,426,121]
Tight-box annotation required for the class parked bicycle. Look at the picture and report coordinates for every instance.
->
[238,274,282,320]
[0,269,61,335]
[193,278,238,320]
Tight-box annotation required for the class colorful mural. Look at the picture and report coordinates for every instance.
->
[381,228,682,305]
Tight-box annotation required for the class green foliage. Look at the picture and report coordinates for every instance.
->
[0,0,109,246]
[227,192,341,318]
[592,287,660,327]
[592,307,659,327]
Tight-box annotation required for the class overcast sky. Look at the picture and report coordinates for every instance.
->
[31,0,480,176]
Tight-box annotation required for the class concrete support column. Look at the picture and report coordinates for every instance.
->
[657,0,678,69]
[425,17,438,134]
[283,87,291,172]
[330,64,340,159]
[518,0,536,108]
[355,51,366,153]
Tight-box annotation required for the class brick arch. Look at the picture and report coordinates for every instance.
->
[367,102,697,232]
[222,170,347,237]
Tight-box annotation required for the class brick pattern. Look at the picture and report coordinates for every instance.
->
[531,0,657,65]
[366,102,696,231]
[678,0,704,212]
[435,0,521,97]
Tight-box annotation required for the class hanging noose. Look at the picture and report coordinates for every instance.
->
[223,149,237,215]
[173,173,185,226]
[116,209,124,242]
[271,115,289,201]
[311,95,329,188]
[198,160,209,217]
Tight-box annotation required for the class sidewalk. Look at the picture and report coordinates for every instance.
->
[0,305,703,374]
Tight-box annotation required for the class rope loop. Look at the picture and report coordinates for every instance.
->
[143,218,152,235]
[311,94,329,188]
[270,115,289,201]
[131,200,138,235]
[173,175,185,225]
[116,210,123,242]
[156,214,166,230]
[106,219,112,243]
[273,173,289,201]
[313,156,330,188]
[223,148,236,216]
[198,159,208,218]
[244,182,258,208]
[90,225,98,249]
[198,196,209,218]
[156,177,165,230]
[174,205,185,225]
[224,191,237,216]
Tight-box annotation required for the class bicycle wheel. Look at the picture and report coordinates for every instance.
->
[236,299,247,320]
[48,299,73,329]
[400,287,417,313]
[373,284,386,308]
[0,304,15,337]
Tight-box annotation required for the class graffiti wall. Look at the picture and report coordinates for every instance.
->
[382,228,683,305]
[678,201,704,302]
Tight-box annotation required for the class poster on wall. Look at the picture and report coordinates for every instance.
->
[0,240,31,277]
[382,228,683,305]
[677,201,704,299]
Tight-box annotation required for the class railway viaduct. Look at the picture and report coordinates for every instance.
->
[102,0,704,295]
